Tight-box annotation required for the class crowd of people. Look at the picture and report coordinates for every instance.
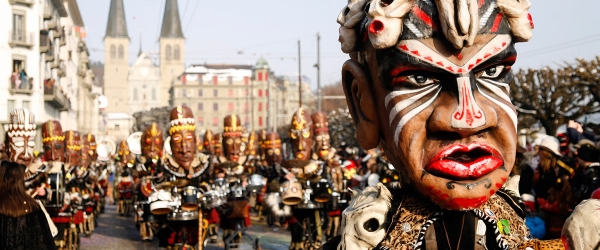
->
[514,120,600,239]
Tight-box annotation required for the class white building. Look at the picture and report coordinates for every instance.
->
[128,52,161,113]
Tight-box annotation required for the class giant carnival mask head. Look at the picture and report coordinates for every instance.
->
[338,0,532,210]
[311,112,332,160]
[169,105,196,170]
[86,134,97,161]
[64,130,81,167]
[246,131,259,157]
[141,123,164,163]
[117,140,132,166]
[213,133,223,156]
[203,129,215,154]
[6,108,36,166]
[263,132,283,166]
[80,135,92,168]
[290,108,313,160]
[42,120,65,162]
[223,115,244,162]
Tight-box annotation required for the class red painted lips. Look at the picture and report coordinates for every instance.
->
[426,143,503,180]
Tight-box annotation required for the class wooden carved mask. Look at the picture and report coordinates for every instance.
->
[42,120,65,162]
[338,0,533,209]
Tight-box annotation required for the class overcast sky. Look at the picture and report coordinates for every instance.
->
[78,0,600,90]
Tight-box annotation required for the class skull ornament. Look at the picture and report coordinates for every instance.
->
[6,108,36,166]
[339,183,392,250]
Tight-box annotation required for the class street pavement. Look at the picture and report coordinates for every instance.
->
[81,203,291,250]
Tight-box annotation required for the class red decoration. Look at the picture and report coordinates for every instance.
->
[368,20,385,34]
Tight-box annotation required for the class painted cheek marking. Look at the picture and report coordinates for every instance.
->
[476,79,517,134]
[387,86,442,145]
[452,76,485,128]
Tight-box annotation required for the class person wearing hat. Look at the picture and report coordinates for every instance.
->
[571,141,600,206]
[533,136,574,238]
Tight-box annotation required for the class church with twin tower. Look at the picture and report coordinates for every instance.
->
[103,0,184,115]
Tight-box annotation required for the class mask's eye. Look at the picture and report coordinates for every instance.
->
[302,130,310,138]
[146,138,151,144]
[394,73,438,87]
[480,65,506,79]
[290,132,297,139]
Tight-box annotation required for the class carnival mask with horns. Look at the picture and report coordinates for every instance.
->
[168,105,197,170]
[337,0,532,210]
[42,120,65,162]
[7,108,36,167]
[141,122,164,163]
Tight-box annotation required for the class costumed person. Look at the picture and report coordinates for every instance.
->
[136,122,164,241]
[324,0,587,248]
[0,109,56,249]
[262,132,292,229]
[285,107,324,250]
[311,112,341,240]
[41,120,77,249]
[201,129,221,242]
[79,133,96,235]
[160,105,209,249]
[115,140,134,216]
[219,114,252,248]
[84,133,104,214]
[63,130,85,243]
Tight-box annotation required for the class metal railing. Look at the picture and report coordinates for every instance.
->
[9,74,33,94]
[44,81,70,110]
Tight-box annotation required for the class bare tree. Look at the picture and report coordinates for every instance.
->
[511,62,600,135]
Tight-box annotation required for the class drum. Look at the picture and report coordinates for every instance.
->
[311,179,332,203]
[149,189,173,215]
[247,174,266,193]
[281,180,303,206]
[168,209,199,221]
[48,172,64,207]
[181,186,199,211]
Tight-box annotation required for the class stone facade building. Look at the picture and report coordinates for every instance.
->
[0,0,100,146]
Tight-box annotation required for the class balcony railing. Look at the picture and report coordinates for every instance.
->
[44,80,70,111]
[8,31,33,48]
[46,19,57,30]
[9,73,33,95]
[9,0,33,6]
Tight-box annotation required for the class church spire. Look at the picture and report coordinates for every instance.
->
[105,0,128,38]
[159,0,184,38]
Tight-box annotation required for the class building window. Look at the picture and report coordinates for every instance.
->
[118,45,124,59]
[212,76,218,85]
[198,74,203,84]
[228,89,233,97]
[257,72,263,81]
[198,89,203,97]
[212,117,218,126]
[244,102,248,112]
[258,89,263,97]
[7,100,15,114]
[258,102,263,111]
[228,76,233,85]
[198,117,204,126]
[244,76,249,85]
[110,45,116,59]
[258,116,263,127]
[12,13,25,42]
[213,103,218,111]
[166,44,172,60]
[152,88,156,100]
[266,89,269,97]
[198,103,203,111]
[174,45,180,60]
[228,102,234,111]
[213,89,218,97]
[133,88,138,100]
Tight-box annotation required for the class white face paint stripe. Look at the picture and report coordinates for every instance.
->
[478,79,511,103]
[385,83,438,107]
[387,85,440,124]
[405,20,424,38]
[479,1,497,29]
[476,83,518,134]
[481,78,510,93]
[391,87,442,145]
